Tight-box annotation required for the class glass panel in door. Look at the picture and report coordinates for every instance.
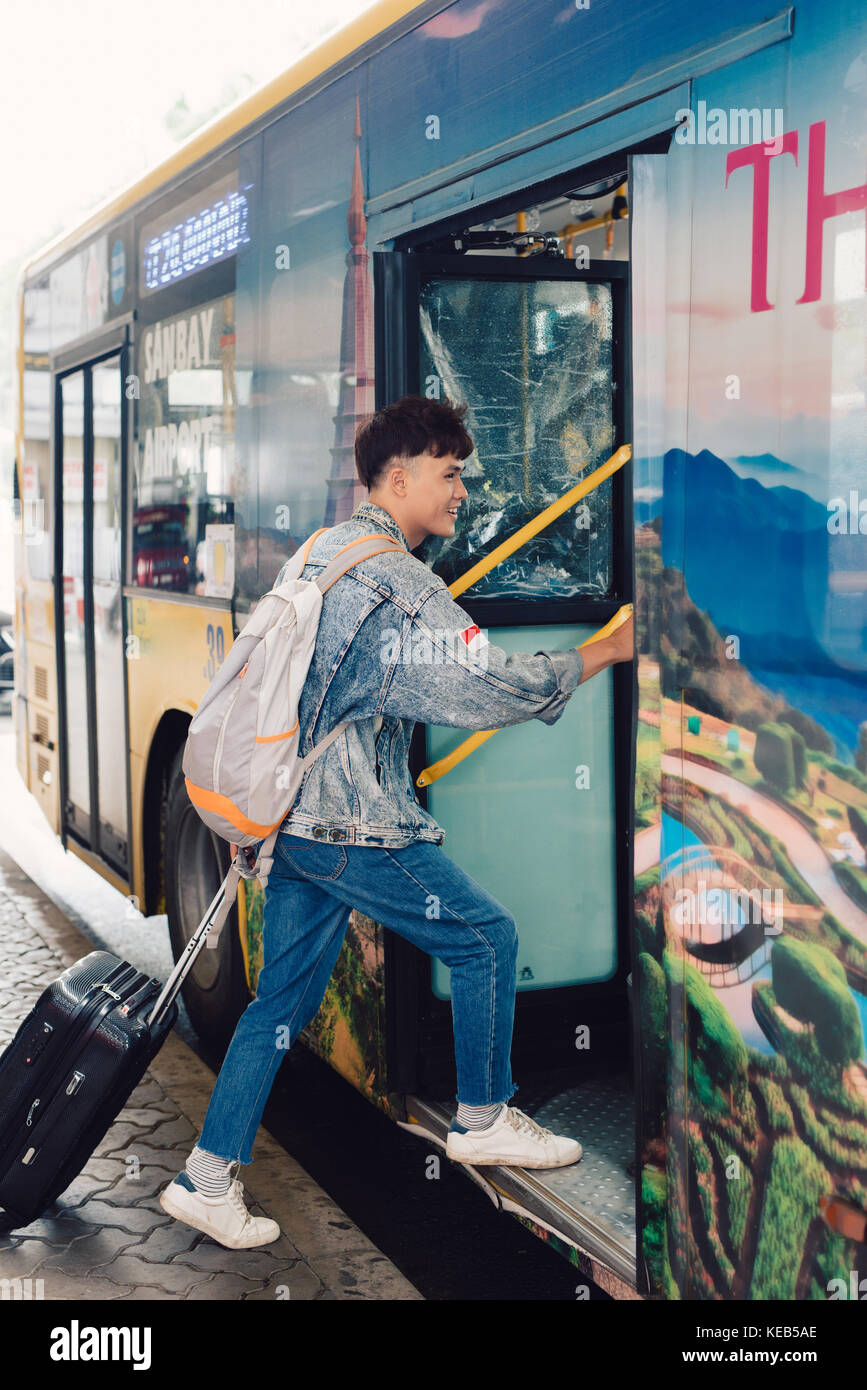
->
[428,622,617,998]
[419,275,616,597]
[60,371,90,842]
[92,356,128,866]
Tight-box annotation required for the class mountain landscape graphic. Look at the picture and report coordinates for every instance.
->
[656,448,864,672]
[641,448,866,756]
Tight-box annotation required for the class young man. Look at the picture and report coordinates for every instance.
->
[160,395,635,1249]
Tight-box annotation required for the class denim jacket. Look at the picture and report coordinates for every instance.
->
[275,500,584,847]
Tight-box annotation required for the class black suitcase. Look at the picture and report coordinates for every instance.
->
[0,857,245,1231]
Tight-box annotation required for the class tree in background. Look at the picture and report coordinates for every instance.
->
[771,936,864,1067]
[789,725,807,789]
[856,722,867,778]
[848,804,867,851]
[755,723,796,794]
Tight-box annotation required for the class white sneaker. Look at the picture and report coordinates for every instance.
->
[159,1167,281,1249]
[445,1103,582,1169]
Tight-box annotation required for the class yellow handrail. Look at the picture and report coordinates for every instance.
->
[414,441,633,789]
[449,444,631,599]
[416,602,633,787]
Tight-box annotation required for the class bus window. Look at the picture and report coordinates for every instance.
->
[420,276,616,599]
[21,280,52,584]
[91,357,128,864]
[132,293,237,595]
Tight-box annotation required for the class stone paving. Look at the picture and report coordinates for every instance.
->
[0,848,422,1301]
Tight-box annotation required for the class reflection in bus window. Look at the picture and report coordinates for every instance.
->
[419,277,615,599]
[132,294,238,594]
[60,371,89,829]
[91,357,128,860]
[22,281,52,584]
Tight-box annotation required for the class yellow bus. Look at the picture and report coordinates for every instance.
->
[13,0,867,1300]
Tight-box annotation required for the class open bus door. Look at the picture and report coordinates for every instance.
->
[374,247,641,1290]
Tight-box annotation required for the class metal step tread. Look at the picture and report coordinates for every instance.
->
[503,1070,636,1248]
[404,1067,636,1285]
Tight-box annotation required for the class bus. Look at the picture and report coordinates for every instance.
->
[12,0,867,1301]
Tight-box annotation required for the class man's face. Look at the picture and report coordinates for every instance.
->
[373,450,469,549]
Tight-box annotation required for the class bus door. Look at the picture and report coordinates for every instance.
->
[374,249,634,1091]
[56,343,130,876]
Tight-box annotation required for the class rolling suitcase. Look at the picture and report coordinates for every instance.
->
[0,853,249,1232]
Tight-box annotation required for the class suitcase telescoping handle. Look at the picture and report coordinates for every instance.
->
[146,832,277,1031]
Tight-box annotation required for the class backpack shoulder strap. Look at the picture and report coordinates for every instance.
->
[296,533,405,769]
[299,719,353,769]
[281,527,329,584]
[315,533,405,593]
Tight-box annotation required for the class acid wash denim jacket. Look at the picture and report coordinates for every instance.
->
[274,499,584,848]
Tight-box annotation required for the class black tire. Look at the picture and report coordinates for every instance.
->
[163,745,251,1050]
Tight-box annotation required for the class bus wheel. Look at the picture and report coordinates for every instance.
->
[163,746,251,1051]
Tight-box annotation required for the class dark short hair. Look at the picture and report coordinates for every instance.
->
[354,394,474,491]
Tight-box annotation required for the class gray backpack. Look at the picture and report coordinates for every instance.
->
[181,526,404,891]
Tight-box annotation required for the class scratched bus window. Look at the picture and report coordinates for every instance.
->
[419,277,615,599]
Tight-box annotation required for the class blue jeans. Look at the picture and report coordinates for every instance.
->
[197,832,519,1163]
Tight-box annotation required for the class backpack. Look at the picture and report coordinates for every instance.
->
[181,526,405,889]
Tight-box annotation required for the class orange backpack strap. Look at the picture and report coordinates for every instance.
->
[280,526,329,583]
[317,534,405,593]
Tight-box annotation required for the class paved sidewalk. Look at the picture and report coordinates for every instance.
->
[0,847,422,1301]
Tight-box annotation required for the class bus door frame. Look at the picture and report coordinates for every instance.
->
[373,247,638,1103]
[52,319,134,880]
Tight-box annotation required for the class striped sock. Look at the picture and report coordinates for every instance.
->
[185,1144,238,1196]
[456,1100,504,1131]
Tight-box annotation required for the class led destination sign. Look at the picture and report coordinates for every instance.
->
[141,176,251,294]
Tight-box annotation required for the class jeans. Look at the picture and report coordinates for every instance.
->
[197,831,519,1163]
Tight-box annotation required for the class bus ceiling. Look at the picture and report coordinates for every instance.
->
[390,128,672,257]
